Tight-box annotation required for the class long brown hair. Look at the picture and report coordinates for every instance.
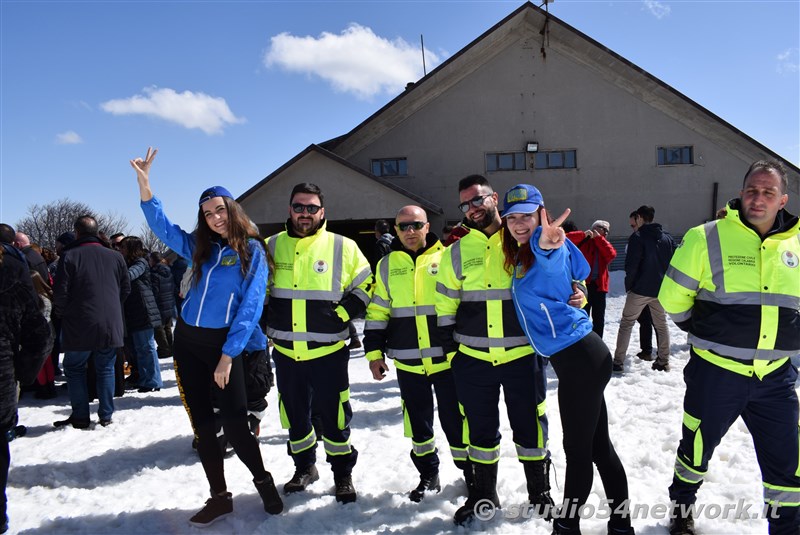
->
[120,236,147,266]
[31,271,53,300]
[501,208,542,276]
[192,196,262,285]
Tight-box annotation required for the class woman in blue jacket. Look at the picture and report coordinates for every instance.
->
[131,147,283,527]
[500,184,632,535]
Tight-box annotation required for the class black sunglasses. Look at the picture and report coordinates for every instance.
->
[291,203,322,214]
[396,221,426,232]
[458,194,490,213]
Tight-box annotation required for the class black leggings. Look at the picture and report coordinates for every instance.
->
[174,318,267,494]
[549,332,630,531]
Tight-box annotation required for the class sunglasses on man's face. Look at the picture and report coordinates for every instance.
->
[458,194,491,213]
[291,203,322,215]
[396,221,426,232]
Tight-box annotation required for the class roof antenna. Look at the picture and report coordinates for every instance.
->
[420,34,428,76]
[539,0,552,60]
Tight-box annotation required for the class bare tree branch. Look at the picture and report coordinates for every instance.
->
[15,198,130,248]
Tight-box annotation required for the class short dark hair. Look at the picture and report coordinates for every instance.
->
[743,160,788,194]
[375,219,391,234]
[442,224,455,234]
[290,183,324,206]
[149,251,164,265]
[561,219,578,232]
[73,215,98,237]
[458,174,492,193]
[109,232,125,242]
[0,223,14,244]
[636,205,655,223]
[629,211,638,219]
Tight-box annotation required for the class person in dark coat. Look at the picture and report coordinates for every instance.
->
[169,253,189,309]
[0,245,53,532]
[52,215,130,428]
[12,233,48,284]
[0,225,33,295]
[149,251,177,358]
[613,205,675,373]
[119,237,163,392]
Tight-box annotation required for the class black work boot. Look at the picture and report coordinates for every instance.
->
[189,491,233,527]
[283,464,319,493]
[453,462,501,525]
[463,463,476,498]
[409,472,441,502]
[334,473,357,504]
[668,504,695,535]
[254,473,284,515]
[524,459,555,521]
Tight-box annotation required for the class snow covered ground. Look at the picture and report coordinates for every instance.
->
[9,271,795,534]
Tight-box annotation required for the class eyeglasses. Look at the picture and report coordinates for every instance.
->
[396,221,426,232]
[291,203,322,214]
[458,194,491,213]
[594,226,609,234]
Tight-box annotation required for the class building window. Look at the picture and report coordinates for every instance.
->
[534,150,577,169]
[486,152,526,172]
[657,146,693,166]
[371,158,407,177]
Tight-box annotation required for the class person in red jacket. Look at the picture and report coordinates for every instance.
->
[566,220,617,339]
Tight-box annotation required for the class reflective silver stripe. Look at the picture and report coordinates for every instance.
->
[387,347,444,359]
[371,294,390,308]
[438,315,456,327]
[323,437,352,455]
[364,320,389,331]
[451,240,463,281]
[266,327,349,342]
[270,288,344,300]
[290,430,317,454]
[345,267,372,295]
[468,446,500,462]
[350,287,371,307]
[451,446,468,461]
[388,305,437,318]
[267,237,276,260]
[674,457,704,484]
[515,444,548,459]
[764,486,800,505]
[380,257,391,300]
[436,282,460,299]
[667,265,700,292]
[669,310,693,323]
[455,333,530,348]
[697,289,800,309]
[412,440,436,456]
[331,234,344,295]
[704,222,725,293]
[461,289,512,301]
[689,334,800,360]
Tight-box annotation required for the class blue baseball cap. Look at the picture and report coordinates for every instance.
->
[198,186,233,206]
[501,184,544,217]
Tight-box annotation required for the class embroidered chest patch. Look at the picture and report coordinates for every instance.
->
[221,255,238,266]
[314,260,329,274]
[427,263,439,276]
[782,250,798,268]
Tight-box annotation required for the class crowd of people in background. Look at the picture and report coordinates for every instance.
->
[0,154,797,535]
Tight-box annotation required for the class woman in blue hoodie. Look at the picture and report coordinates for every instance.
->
[500,184,632,535]
[131,147,283,527]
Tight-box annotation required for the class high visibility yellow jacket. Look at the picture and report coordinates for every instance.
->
[658,200,800,379]
[265,221,372,360]
[364,236,450,376]
[435,227,533,365]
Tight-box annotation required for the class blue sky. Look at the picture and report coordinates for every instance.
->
[2,0,798,240]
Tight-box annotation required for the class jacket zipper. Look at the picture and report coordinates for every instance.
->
[196,245,224,326]
[224,292,234,324]
[540,303,556,338]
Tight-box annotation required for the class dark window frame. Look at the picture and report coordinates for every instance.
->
[371,157,408,177]
[657,145,693,166]
[534,149,577,170]
[485,151,527,172]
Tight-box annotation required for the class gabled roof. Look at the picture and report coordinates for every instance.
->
[323,1,799,174]
[237,144,444,215]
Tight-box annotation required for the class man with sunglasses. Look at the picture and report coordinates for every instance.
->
[436,175,585,525]
[364,205,470,504]
[264,183,372,504]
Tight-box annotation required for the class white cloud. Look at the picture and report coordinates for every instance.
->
[642,0,671,19]
[777,47,799,74]
[100,87,245,135]
[264,23,442,100]
[55,131,83,145]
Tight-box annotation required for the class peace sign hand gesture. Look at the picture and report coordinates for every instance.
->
[130,147,158,201]
[538,207,572,250]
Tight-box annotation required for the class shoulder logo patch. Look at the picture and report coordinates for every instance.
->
[781,250,798,268]
[314,260,329,273]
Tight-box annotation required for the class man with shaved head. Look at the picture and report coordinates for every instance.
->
[13,232,48,283]
[364,205,469,503]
